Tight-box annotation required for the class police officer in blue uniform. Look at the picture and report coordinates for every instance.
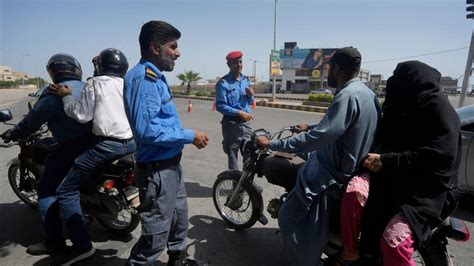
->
[123,20,208,266]
[215,51,255,170]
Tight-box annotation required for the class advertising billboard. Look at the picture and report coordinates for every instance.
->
[280,48,337,70]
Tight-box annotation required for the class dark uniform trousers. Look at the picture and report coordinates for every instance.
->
[221,116,252,170]
[127,154,188,265]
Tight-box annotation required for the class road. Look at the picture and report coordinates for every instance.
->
[0,97,473,265]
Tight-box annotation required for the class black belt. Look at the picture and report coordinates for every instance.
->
[96,135,133,143]
[137,152,182,171]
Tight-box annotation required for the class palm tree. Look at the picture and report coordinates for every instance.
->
[177,70,201,94]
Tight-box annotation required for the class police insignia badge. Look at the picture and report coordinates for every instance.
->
[145,67,158,81]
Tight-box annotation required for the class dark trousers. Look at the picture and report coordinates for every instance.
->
[56,137,136,251]
[127,163,188,265]
[37,135,92,247]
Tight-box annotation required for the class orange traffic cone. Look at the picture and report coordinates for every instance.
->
[187,100,193,112]
[212,99,216,111]
[251,99,257,109]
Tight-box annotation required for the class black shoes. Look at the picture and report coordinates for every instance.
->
[167,251,199,266]
[26,241,71,256]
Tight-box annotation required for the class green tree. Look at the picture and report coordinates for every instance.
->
[177,70,201,94]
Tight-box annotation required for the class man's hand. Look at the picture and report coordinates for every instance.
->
[1,129,15,143]
[48,84,72,97]
[245,87,255,97]
[363,153,383,172]
[193,130,208,149]
[295,123,309,133]
[238,110,253,122]
[255,135,269,150]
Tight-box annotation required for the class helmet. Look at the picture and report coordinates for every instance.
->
[46,53,82,83]
[97,48,129,78]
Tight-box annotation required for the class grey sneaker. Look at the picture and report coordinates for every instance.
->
[26,241,69,256]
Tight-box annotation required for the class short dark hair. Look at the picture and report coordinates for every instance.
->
[139,21,181,57]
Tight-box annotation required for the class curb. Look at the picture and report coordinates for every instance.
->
[172,95,327,113]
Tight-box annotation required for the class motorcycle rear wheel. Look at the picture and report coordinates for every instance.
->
[416,241,453,266]
[8,162,41,208]
[97,207,140,235]
[212,173,262,230]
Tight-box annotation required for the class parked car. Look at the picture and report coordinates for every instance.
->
[457,104,474,194]
[309,88,332,95]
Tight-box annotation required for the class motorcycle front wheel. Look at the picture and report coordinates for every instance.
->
[212,173,262,230]
[8,162,41,208]
[96,207,140,235]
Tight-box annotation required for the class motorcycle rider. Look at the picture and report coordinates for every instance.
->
[48,48,136,265]
[256,47,381,265]
[0,54,93,256]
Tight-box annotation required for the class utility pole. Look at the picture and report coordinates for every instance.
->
[271,0,277,102]
[459,0,474,107]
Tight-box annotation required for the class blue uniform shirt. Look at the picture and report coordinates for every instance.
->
[215,73,254,116]
[13,80,92,142]
[124,59,195,163]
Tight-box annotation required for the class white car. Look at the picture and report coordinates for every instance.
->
[457,104,474,194]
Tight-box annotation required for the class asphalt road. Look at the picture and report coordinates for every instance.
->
[0,97,473,265]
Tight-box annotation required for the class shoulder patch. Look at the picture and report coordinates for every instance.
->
[145,67,158,81]
[218,78,226,84]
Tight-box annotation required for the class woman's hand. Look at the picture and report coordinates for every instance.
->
[363,153,383,172]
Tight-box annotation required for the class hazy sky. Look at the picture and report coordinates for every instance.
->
[1,0,473,86]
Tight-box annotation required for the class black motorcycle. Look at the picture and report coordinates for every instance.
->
[0,109,140,235]
[212,126,471,265]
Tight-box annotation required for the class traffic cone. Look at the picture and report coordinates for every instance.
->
[251,99,257,109]
[212,99,216,111]
[187,100,193,112]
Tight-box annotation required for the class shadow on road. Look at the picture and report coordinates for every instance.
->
[0,201,43,258]
[186,215,289,266]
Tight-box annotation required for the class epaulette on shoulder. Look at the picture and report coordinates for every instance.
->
[218,78,226,84]
[145,67,158,81]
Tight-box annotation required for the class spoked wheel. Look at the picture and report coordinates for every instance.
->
[97,206,140,235]
[8,163,41,208]
[212,173,262,230]
[415,241,453,266]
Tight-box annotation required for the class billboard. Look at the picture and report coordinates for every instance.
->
[270,50,282,75]
[279,48,337,70]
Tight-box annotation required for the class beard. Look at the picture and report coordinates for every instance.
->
[327,73,337,88]
[156,53,175,72]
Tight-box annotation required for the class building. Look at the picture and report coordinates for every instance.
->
[0,65,16,81]
[14,71,28,81]
[440,76,458,94]
[369,74,384,92]
[359,68,370,83]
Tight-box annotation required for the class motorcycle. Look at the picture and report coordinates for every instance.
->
[0,109,140,235]
[212,126,471,265]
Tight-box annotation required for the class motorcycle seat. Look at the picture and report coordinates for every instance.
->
[115,153,135,166]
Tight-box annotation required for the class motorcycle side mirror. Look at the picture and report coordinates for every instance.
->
[28,92,35,97]
[0,109,13,123]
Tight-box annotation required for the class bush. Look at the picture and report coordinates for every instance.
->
[195,90,211,97]
[308,93,334,103]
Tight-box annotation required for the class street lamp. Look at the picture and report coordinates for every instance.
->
[271,0,277,102]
